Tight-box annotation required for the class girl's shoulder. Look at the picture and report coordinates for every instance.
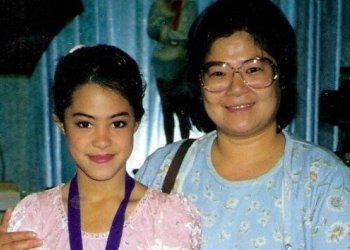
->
[8,185,65,232]
[123,189,201,249]
[146,189,197,211]
[15,186,62,211]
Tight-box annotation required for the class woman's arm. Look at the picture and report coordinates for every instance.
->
[0,208,42,250]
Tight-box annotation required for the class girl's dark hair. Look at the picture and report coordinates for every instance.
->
[53,44,145,122]
[187,0,297,132]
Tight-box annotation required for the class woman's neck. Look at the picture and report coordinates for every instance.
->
[212,126,285,180]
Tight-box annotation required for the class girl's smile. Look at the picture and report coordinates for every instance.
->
[88,154,115,164]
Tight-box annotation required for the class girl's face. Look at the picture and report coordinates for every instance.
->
[55,83,138,182]
[202,31,280,138]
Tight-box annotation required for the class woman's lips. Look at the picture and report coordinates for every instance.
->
[226,103,253,111]
[88,154,114,163]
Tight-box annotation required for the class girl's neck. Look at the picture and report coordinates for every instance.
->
[61,174,146,234]
[76,171,126,202]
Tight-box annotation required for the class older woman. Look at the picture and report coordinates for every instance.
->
[136,0,350,249]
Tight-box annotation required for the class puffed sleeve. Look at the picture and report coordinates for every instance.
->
[7,193,42,233]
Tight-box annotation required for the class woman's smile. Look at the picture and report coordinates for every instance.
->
[225,102,254,112]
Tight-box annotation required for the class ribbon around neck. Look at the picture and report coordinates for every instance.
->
[68,174,135,249]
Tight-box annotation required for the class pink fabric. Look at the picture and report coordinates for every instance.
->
[8,186,201,249]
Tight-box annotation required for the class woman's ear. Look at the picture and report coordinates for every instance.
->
[52,114,65,135]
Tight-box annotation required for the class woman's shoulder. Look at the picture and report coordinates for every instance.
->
[135,132,215,186]
[147,131,215,159]
[284,131,350,177]
[285,131,343,162]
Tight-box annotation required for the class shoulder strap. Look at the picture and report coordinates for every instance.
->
[161,138,195,194]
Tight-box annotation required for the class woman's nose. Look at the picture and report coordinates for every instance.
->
[226,71,249,94]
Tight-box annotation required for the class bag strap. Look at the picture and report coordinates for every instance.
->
[161,138,195,194]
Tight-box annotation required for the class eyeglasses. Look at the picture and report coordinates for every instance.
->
[200,57,279,93]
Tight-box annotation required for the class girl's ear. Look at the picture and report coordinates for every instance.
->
[134,121,140,133]
[52,114,65,135]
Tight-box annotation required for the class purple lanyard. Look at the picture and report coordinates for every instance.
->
[68,174,135,250]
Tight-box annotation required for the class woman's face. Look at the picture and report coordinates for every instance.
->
[202,31,280,138]
[55,83,137,181]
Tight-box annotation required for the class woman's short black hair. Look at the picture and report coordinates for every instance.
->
[187,0,297,132]
[53,44,145,122]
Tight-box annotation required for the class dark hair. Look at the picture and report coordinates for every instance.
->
[53,44,145,122]
[187,0,297,132]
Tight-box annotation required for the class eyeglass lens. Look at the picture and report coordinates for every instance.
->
[201,58,277,92]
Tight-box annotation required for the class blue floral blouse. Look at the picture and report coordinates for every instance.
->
[136,131,350,250]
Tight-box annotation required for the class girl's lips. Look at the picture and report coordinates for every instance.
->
[88,154,114,163]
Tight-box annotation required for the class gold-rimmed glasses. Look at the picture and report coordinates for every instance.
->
[200,57,278,93]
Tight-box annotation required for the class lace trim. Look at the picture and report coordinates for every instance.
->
[56,186,153,239]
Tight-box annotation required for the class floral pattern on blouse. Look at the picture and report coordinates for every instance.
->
[136,131,350,250]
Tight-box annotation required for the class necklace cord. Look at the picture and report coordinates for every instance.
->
[68,174,135,250]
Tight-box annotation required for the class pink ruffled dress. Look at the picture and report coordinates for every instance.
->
[8,186,201,249]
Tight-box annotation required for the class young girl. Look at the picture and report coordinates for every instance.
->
[7,45,201,249]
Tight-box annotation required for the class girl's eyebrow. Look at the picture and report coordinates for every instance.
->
[72,112,131,119]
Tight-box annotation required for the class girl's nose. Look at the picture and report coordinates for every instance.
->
[92,128,112,149]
